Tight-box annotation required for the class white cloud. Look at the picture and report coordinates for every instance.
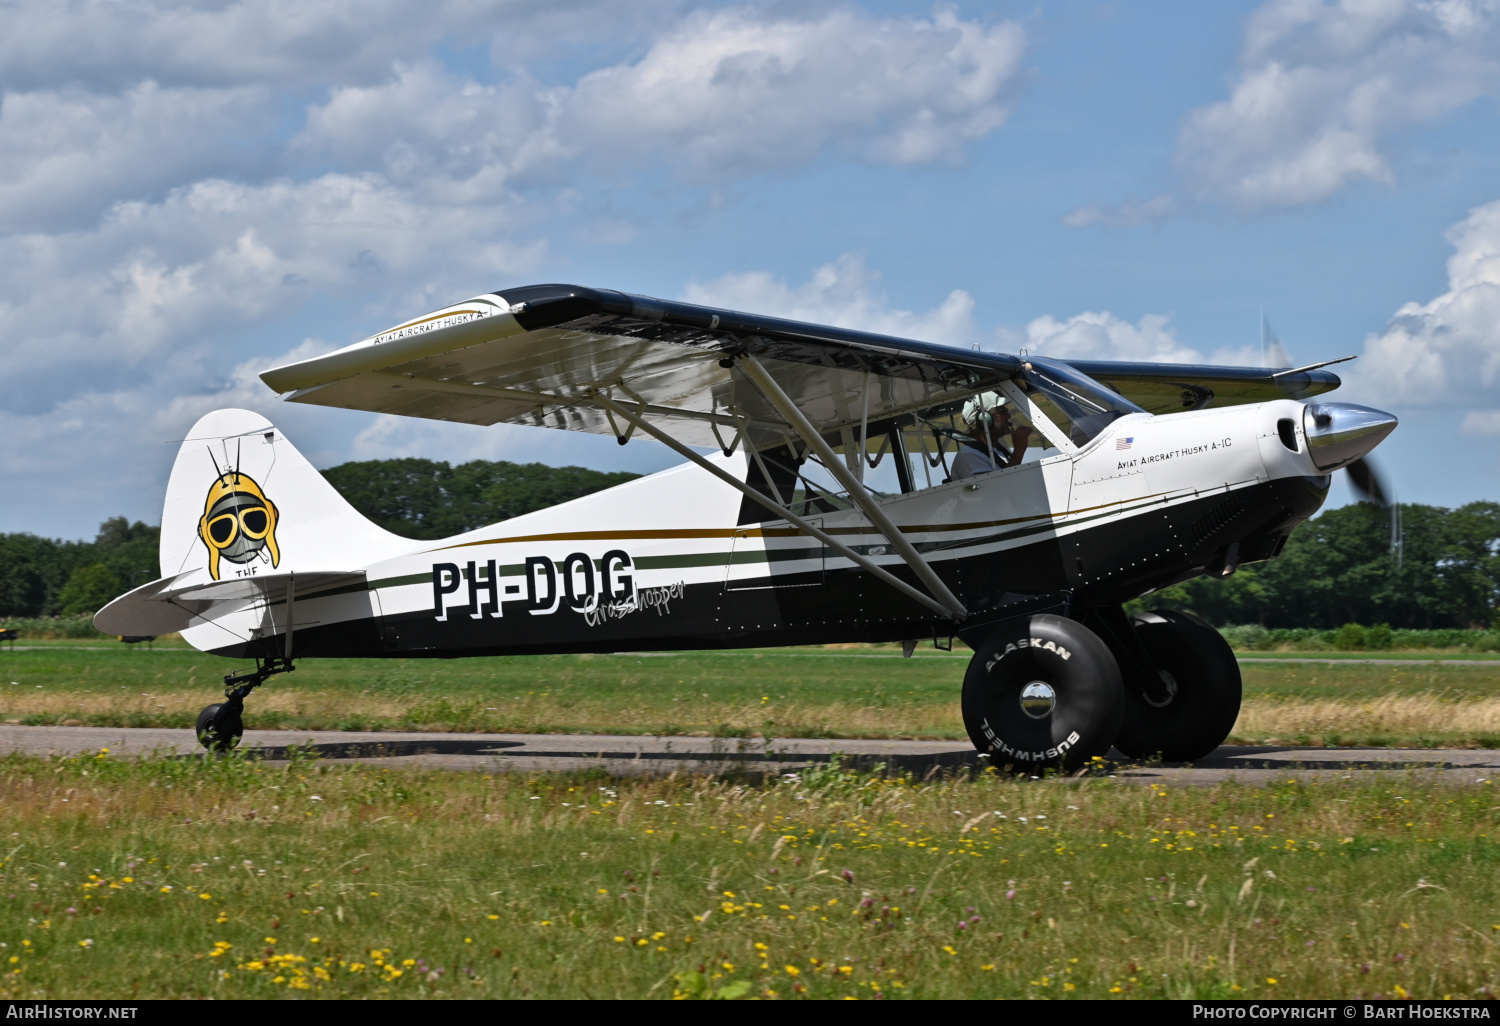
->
[680,254,1275,370]
[0,337,342,538]
[152,339,339,434]
[1018,311,1202,363]
[1463,410,1500,435]
[1349,196,1500,406]
[0,0,511,91]
[0,82,271,233]
[1061,196,1173,229]
[292,63,547,200]
[0,173,542,410]
[0,3,1029,409]
[1176,0,1500,209]
[682,253,979,345]
[554,5,1027,173]
[295,6,1028,187]
[1015,311,1268,367]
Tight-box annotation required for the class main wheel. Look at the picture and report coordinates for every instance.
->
[195,703,243,752]
[1112,609,1241,762]
[961,614,1124,773]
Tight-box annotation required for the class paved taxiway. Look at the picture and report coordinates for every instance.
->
[1,725,1497,784]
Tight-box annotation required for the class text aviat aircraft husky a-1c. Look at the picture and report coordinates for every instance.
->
[97,285,1398,769]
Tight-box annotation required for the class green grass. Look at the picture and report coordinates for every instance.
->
[1240,652,1500,661]
[0,644,972,739]
[1239,661,1500,702]
[3,752,1499,999]
[4,644,1500,746]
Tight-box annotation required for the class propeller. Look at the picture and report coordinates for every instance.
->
[1262,316,1402,563]
[1301,403,1402,565]
[1344,456,1402,566]
[1345,456,1387,506]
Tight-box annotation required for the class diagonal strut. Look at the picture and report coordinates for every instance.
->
[590,392,957,619]
[734,354,968,618]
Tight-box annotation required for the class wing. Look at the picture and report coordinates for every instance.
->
[259,286,1018,452]
[1064,359,1341,415]
[259,285,1342,448]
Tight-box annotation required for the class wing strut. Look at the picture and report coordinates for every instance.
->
[733,355,968,618]
[590,393,958,619]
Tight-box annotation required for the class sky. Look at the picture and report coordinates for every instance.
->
[2,0,1498,540]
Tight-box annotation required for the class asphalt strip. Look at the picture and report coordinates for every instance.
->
[1,725,1497,785]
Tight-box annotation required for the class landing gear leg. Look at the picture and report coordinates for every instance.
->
[196,656,294,752]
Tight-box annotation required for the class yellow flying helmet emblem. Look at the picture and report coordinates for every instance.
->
[198,470,280,580]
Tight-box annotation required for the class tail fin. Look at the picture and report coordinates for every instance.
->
[160,409,410,582]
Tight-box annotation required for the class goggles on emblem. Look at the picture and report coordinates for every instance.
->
[205,504,272,548]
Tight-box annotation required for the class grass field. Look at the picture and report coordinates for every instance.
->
[2,641,1500,748]
[2,751,1498,999]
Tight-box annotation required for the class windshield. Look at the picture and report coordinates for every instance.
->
[1019,356,1145,446]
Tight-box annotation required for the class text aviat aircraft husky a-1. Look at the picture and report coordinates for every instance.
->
[97,285,1398,770]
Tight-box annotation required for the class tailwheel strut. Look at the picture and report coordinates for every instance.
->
[196,656,295,752]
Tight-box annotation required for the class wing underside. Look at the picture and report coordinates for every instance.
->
[259,284,1342,451]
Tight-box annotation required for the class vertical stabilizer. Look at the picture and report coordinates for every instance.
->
[160,409,411,583]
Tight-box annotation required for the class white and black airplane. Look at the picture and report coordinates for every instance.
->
[96,285,1397,770]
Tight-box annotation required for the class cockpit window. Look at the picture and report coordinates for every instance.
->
[1017,356,1146,446]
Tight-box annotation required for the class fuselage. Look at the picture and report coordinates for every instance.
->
[189,398,1336,660]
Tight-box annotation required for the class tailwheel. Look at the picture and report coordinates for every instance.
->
[1112,609,1241,762]
[196,703,243,751]
[961,613,1124,773]
[195,655,294,753]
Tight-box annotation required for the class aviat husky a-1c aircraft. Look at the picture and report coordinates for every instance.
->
[97,285,1398,770]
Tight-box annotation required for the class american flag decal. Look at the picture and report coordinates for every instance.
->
[1116,437,1134,450]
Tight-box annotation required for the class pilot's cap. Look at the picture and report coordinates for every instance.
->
[962,391,1009,428]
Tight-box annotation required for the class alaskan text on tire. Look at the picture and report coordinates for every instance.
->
[961,613,1124,773]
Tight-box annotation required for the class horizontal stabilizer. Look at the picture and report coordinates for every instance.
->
[94,571,366,637]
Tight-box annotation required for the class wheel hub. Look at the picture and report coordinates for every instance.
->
[1144,670,1179,708]
[1018,681,1056,719]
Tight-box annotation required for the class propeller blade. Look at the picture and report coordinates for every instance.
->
[1345,456,1388,507]
[1345,457,1402,564]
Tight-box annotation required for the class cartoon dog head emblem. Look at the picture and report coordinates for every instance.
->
[198,466,280,581]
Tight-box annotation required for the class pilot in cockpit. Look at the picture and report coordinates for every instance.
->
[950,391,1033,480]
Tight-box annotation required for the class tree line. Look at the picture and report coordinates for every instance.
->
[318,457,640,540]
[1,456,1495,629]
[0,517,161,619]
[1133,500,1499,630]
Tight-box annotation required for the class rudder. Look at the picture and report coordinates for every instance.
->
[160,409,410,582]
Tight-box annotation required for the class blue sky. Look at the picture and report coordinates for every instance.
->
[2,0,1498,539]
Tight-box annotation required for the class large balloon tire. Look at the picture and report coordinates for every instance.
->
[961,614,1124,773]
[1112,609,1241,762]
[196,703,244,752]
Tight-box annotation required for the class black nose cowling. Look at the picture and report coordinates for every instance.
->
[1303,403,1398,471]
